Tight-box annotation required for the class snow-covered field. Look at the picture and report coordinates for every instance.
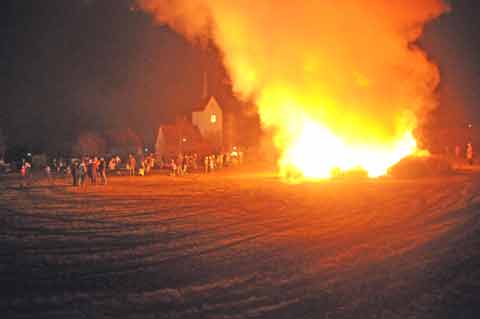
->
[2,169,480,318]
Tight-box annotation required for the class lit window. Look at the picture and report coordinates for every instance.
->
[210,114,217,123]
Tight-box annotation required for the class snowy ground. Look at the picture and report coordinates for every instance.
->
[1,168,480,318]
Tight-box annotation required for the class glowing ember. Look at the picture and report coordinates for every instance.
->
[139,0,449,179]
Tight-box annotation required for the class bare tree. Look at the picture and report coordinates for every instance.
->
[106,128,142,154]
[0,129,6,160]
[73,131,106,156]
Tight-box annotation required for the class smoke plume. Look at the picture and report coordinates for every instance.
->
[138,0,449,176]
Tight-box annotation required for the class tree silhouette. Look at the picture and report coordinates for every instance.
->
[0,129,6,160]
[73,131,106,156]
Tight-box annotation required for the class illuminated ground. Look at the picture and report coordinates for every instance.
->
[1,168,480,318]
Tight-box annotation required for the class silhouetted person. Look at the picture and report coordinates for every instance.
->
[92,157,99,184]
[128,154,136,176]
[79,160,87,188]
[467,143,474,165]
[44,165,52,185]
[71,161,78,186]
[99,158,107,185]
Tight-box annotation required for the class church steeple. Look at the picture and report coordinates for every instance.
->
[202,70,208,99]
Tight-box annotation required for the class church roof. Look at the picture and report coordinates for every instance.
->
[192,96,219,112]
[157,120,214,154]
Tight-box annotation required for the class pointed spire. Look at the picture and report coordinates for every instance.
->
[202,70,208,99]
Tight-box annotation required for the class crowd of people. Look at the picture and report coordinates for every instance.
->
[166,151,243,176]
[12,142,479,188]
[16,150,244,188]
[70,157,108,187]
[445,142,475,166]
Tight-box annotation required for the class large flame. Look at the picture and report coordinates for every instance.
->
[138,0,449,179]
[277,116,417,179]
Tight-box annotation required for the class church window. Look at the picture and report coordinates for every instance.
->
[210,114,217,123]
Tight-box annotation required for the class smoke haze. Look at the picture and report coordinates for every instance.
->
[139,0,449,176]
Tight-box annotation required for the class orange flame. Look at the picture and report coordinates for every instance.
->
[139,0,449,179]
[279,117,417,178]
[257,88,420,178]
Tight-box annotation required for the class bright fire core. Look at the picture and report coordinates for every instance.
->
[277,117,417,179]
[257,88,421,180]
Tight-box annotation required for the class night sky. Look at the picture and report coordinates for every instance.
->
[0,0,479,155]
[422,0,480,128]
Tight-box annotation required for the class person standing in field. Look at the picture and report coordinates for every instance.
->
[92,157,99,184]
[174,154,180,176]
[71,160,78,186]
[108,157,116,171]
[79,159,87,188]
[204,156,209,173]
[192,153,198,170]
[128,154,136,176]
[64,162,71,184]
[467,143,474,165]
[20,159,28,188]
[209,155,215,172]
[146,154,155,175]
[23,160,32,187]
[86,159,92,183]
[99,158,107,185]
[181,155,188,175]
[170,159,177,176]
[44,164,52,185]
[144,157,150,175]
